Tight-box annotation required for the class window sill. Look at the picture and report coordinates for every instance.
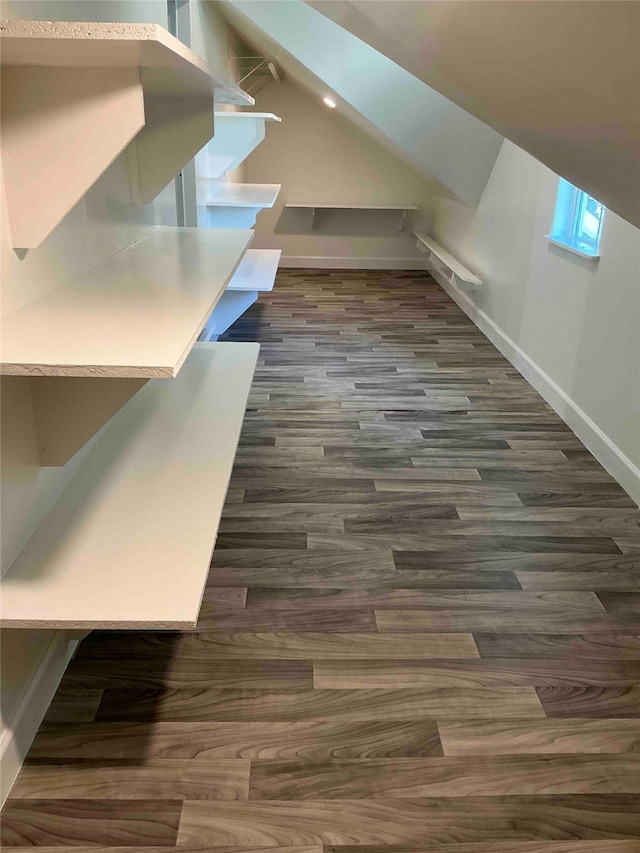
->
[545,235,600,261]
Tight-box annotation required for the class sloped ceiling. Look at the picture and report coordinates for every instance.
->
[220,0,504,208]
[308,0,640,228]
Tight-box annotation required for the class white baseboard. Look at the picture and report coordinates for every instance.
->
[1,632,79,805]
[279,255,427,270]
[430,267,640,506]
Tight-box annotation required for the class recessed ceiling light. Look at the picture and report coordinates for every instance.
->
[323,97,337,109]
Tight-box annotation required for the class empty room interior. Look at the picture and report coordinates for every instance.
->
[1,0,640,848]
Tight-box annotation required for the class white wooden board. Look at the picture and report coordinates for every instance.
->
[285,203,417,211]
[415,232,482,286]
[227,249,281,292]
[0,20,254,103]
[0,227,254,378]
[0,343,259,629]
[206,183,281,208]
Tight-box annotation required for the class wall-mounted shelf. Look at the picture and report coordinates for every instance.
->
[415,232,482,288]
[204,182,281,228]
[227,247,281,292]
[199,249,281,342]
[0,342,259,629]
[285,202,418,231]
[206,111,281,179]
[0,20,254,247]
[1,227,253,378]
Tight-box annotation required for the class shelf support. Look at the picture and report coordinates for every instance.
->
[128,94,214,205]
[1,65,144,249]
[1,366,152,479]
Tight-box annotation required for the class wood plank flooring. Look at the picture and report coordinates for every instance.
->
[3,268,639,850]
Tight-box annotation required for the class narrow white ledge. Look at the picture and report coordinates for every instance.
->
[286,203,418,210]
[214,111,281,121]
[227,248,281,292]
[0,227,254,378]
[545,234,600,261]
[0,343,259,629]
[415,232,482,287]
[285,203,417,231]
[206,183,281,208]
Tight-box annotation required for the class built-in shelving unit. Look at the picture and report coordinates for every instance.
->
[207,182,282,208]
[415,232,482,288]
[0,343,259,629]
[0,20,254,247]
[227,248,281,292]
[204,182,281,228]
[1,227,253,466]
[1,227,253,378]
[206,111,281,179]
[199,249,282,342]
[285,202,418,231]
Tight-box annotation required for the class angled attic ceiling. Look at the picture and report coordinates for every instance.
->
[308,0,640,228]
[220,0,504,208]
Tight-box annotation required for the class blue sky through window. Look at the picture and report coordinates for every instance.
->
[548,178,605,257]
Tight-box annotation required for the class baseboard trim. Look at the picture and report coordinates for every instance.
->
[430,267,640,506]
[279,255,427,270]
[0,632,78,805]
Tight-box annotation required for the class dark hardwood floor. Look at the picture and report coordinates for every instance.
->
[2,268,639,850]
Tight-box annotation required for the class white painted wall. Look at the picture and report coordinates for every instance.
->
[224,0,503,208]
[245,79,435,267]
[0,0,235,803]
[432,140,640,501]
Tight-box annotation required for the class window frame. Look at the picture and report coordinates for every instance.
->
[546,178,604,260]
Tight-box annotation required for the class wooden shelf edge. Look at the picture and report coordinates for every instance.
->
[0,227,254,378]
[206,183,282,209]
[0,20,253,104]
[213,111,281,121]
[227,248,281,292]
[285,203,418,210]
[415,232,483,286]
[0,343,259,629]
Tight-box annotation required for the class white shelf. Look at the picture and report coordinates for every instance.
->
[285,202,417,231]
[0,343,259,630]
[207,183,281,208]
[199,249,281,342]
[415,232,482,287]
[0,227,254,378]
[227,248,281,292]
[206,112,281,179]
[0,20,253,103]
[203,183,282,228]
[216,112,281,121]
[286,203,418,210]
[0,20,254,247]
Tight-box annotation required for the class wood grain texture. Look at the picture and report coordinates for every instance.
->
[313,658,640,689]
[3,269,639,849]
[0,800,181,846]
[438,719,640,754]
[30,721,443,760]
[177,797,640,845]
[9,760,249,800]
[75,631,480,661]
[247,755,640,798]
[94,686,545,722]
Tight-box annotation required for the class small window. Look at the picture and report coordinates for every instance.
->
[546,178,605,259]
